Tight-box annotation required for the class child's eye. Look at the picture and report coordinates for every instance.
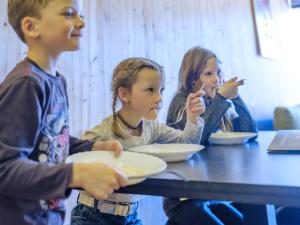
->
[79,14,85,19]
[65,12,74,17]
[160,87,165,94]
[63,10,75,18]
[146,88,154,92]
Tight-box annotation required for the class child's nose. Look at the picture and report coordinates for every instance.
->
[76,18,85,29]
[154,92,162,102]
[212,74,219,83]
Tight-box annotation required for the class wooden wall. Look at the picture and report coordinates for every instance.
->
[1,0,300,224]
[1,0,300,134]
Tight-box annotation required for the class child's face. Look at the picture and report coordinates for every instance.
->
[125,68,164,120]
[33,0,85,55]
[195,57,222,99]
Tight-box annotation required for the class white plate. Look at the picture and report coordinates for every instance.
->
[209,132,257,145]
[66,151,167,185]
[129,144,205,162]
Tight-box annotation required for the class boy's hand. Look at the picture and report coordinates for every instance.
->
[69,163,128,200]
[185,87,206,124]
[217,77,244,99]
[92,140,123,157]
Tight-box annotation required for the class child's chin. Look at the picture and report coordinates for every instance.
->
[145,113,158,120]
[70,45,80,50]
[67,42,81,51]
[207,92,216,99]
[65,46,80,52]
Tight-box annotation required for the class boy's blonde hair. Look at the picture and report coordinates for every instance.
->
[111,57,164,138]
[7,0,53,43]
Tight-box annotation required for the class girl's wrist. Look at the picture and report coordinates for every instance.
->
[187,116,205,127]
[187,116,197,125]
[216,92,227,99]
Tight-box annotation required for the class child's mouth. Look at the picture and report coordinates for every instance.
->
[71,33,82,37]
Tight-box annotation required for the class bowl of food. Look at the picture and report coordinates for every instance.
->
[66,151,167,185]
[209,132,257,145]
[129,143,204,162]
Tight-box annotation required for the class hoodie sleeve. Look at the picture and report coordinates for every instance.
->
[200,94,231,145]
[69,135,94,154]
[154,117,204,144]
[231,96,258,141]
[0,77,72,200]
[167,93,231,145]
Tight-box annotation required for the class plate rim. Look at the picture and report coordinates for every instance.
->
[209,132,257,139]
[66,151,167,179]
[209,132,257,145]
[128,143,205,154]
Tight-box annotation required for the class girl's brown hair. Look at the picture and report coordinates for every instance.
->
[111,57,164,138]
[175,47,234,131]
[178,46,220,94]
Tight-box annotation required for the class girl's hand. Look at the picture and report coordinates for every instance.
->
[217,77,244,99]
[185,87,206,124]
[92,140,123,157]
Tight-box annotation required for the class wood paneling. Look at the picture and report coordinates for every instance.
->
[0,0,299,135]
[1,0,299,133]
[1,0,300,224]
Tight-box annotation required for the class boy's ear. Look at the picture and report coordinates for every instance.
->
[118,87,131,103]
[21,17,40,39]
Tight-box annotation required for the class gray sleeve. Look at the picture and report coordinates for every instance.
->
[165,93,203,143]
[69,136,94,154]
[231,96,258,133]
[166,93,187,130]
[81,122,111,141]
[0,147,72,200]
[200,94,231,145]
[0,78,72,200]
[167,93,230,146]
[153,117,204,144]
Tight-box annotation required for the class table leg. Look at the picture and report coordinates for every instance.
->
[240,204,277,225]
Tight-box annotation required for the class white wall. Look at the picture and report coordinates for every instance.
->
[1,0,300,133]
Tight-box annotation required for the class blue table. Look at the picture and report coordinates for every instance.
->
[119,131,300,225]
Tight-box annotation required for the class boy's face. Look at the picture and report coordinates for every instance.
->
[124,68,164,121]
[33,0,85,55]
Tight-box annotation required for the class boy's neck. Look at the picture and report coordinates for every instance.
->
[27,48,60,76]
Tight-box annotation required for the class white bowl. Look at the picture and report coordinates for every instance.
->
[209,132,257,145]
[129,144,204,162]
[66,151,167,185]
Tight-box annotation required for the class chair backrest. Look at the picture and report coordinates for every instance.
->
[273,105,300,130]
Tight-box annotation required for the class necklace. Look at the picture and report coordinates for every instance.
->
[117,112,142,130]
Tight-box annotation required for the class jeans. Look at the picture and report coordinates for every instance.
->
[165,200,243,225]
[71,203,142,225]
[276,206,300,225]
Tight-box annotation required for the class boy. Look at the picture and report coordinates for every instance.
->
[0,0,128,225]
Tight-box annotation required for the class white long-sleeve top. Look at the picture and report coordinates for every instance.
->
[80,115,204,202]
